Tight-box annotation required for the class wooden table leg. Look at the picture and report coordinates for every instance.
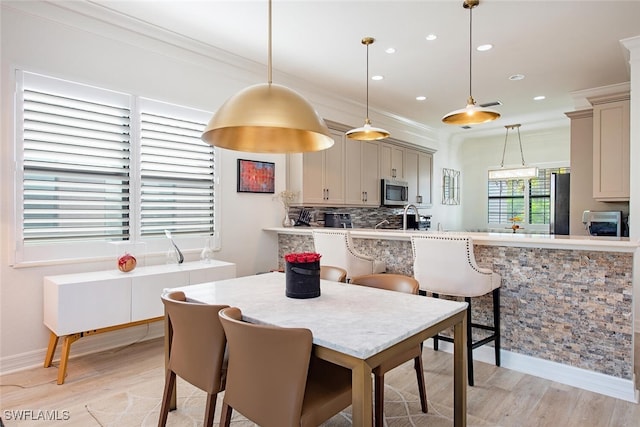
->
[350,361,373,427]
[57,333,81,385]
[44,332,59,368]
[453,311,468,427]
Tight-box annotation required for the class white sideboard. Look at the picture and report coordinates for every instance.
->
[43,260,236,384]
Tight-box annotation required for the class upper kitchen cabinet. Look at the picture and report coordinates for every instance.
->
[380,142,404,179]
[302,128,345,205]
[590,93,630,201]
[405,149,433,207]
[345,139,381,206]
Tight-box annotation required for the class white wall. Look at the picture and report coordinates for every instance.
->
[0,2,449,370]
[459,126,571,232]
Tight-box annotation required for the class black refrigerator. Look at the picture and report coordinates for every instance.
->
[550,173,570,235]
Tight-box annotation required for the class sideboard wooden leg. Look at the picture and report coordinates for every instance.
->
[57,333,81,385]
[44,332,59,368]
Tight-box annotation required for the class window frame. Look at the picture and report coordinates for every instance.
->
[11,69,220,266]
[487,163,570,233]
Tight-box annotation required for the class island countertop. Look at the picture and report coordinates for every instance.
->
[264,227,637,253]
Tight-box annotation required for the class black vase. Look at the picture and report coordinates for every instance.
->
[285,261,321,299]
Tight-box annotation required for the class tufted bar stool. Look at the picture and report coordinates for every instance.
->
[411,234,501,386]
[312,229,386,281]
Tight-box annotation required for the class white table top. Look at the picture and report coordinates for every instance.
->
[168,272,468,360]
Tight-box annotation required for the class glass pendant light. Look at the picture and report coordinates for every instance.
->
[442,0,500,126]
[346,37,390,141]
[488,124,538,180]
[201,0,334,153]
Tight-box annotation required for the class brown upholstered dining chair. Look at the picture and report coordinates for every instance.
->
[320,265,348,282]
[158,291,228,427]
[349,273,428,427]
[217,307,352,427]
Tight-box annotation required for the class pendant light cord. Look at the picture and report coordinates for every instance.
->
[365,40,370,120]
[267,0,272,84]
[468,5,473,100]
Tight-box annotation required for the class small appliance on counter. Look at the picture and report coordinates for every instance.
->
[582,210,626,237]
[324,212,353,228]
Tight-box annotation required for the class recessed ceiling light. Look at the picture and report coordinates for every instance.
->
[425,34,437,41]
[385,47,396,54]
[371,75,383,81]
[477,44,493,51]
[533,95,546,101]
[509,74,525,81]
[416,96,426,101]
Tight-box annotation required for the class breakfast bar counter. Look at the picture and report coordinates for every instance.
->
[265,227,638,402]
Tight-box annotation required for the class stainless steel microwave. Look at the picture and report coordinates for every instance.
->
[381,178,409,206]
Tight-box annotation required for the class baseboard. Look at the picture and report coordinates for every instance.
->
[425,339,639,403]
[0,322,164,376]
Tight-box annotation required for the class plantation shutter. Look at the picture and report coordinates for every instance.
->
[21,74,131,243]
[487,180,525,223]
[139,112,214,237]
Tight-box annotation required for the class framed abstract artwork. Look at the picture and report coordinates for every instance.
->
[237,159,275,193]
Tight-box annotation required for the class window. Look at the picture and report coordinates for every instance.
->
[14,71,216,264]
[488,167,570,227]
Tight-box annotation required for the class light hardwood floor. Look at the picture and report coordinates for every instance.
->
[1,334,639,427]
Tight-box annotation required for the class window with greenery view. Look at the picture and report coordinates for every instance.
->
[488,167,570,225]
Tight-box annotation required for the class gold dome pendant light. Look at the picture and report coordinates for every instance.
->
[346,37,390,141]
[442,0,500,125]
[201,0,334,153]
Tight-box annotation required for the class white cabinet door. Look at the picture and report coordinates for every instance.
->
[592,98,630,201]
[44,276,131,336]
[302,129,345,204]
[361,140,381,206]
[302,149,325,204]
[405,149,432,207]
[381,143,404,179]
[417,151,433,206]
[345,138,364,205]
[131,271,189,322]
[345,139,380,206]
[324,130,345,204]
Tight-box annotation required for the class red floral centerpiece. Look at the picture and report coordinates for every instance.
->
[284,252,322,299]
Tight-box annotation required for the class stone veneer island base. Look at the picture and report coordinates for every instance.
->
[267,227,638,402]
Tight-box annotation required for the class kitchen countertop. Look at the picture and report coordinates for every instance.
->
[264,227,637,252]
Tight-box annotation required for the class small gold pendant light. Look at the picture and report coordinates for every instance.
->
[201,0,334,153]
[346,37,390,141]
[442,0,500,126]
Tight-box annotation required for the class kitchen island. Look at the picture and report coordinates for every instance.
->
[265,227,638,402]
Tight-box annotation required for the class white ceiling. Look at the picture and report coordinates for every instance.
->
[86,0,639,137]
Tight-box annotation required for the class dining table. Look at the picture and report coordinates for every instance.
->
[164,271,468,427]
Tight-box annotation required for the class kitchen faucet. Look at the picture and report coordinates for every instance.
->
[403,204,419,230]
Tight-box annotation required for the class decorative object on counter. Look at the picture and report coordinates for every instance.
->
[110,241,146,272]
[488,124,538,180]
[442,168,460,205]
[117,253,137,272]
[284,252,322,298]
[275,189,298,227]
[295,208,312,226]
[237,159,275,193]
[200,0,333,153]
[442,0,500,125]
[200,236,214,263]
[164,229,184,264]
[507,216,523,233]
[346,37,390,141]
